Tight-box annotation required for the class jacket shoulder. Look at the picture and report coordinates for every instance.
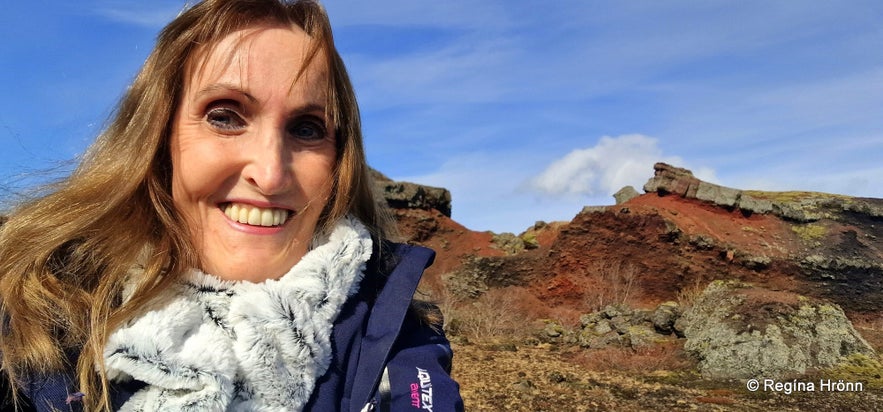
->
[379,242,435,275]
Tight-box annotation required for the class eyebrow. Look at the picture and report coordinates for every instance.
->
[293,103,327,116]
[195,83,259,104]
[194,83,327,115]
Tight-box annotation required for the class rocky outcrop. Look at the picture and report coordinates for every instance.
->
[642,163,701,198]
[541,303,684,349]
[371,169,452,217]
[643,163,758,213]
[680,280,878,379]
[643,162,883,222]
[490,231,542,255]
[576,304,680,349]
[490,232,527,255]
[443,255,531,299]
[614,186,640,205]
[639,162,883,313]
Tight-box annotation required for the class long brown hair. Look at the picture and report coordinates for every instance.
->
[0,1,390,409]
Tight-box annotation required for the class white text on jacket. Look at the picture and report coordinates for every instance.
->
[411,367,433,411]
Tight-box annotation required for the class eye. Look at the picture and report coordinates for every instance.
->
[205,102,245,132]
[287,116,327,141]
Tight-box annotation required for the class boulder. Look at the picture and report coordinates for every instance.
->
[736,193,773,214]
[575,304,677,349]
[579,206,610,215]
[642,163,700,197]
[651,301,681,335]
[644,163,742,209]
[490,232,525,255]
[681,280,877,379]
[613,186,640,205]
[371,169,452,217]
[695,181,740,208]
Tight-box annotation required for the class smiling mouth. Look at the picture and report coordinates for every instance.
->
[222,203,292,227]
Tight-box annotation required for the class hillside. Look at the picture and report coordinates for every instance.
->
[379,162,883,411]
[386,162,883,317]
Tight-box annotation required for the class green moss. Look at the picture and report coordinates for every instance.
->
[822,354,883,390]
[520,232,539,249]
[742,190,848,203]
[791,224,827,241]
[642,370,732,391]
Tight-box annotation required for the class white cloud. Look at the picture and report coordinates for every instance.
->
[392,151,596,233]
[528,134,691,197]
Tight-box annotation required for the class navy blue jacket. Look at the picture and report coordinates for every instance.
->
[7,243,463,411]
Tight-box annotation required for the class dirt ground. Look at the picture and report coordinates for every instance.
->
[451,342,883,411]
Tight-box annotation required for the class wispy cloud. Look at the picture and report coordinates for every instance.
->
[91,2,184,28]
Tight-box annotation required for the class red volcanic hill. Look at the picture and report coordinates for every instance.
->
[376,163,883,324]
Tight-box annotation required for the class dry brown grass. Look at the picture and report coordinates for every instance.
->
[452,342,883,411]
[675,275,707,310]
[442,286,536,342]
[570,340,695,374]
[695,396,736,405]
[847,314,883,353]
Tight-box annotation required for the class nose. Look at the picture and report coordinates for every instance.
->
[241,127,292,195]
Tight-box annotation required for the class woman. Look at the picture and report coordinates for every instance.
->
[0,1,462,411]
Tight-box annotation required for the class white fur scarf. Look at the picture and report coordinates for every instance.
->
[104,216,373,412]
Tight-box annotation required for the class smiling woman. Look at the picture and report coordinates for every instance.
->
[0,1,462,411]
[171,25,337,281]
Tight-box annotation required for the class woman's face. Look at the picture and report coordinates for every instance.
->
[170,25,336,281]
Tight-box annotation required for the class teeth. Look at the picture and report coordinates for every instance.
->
[223,203,290,227]
[261,209,273,226]
[247,207,261,225]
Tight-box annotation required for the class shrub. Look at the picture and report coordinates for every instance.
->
[443,287,534,342]
[583,260,639,312]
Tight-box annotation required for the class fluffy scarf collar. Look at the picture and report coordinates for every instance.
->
[104,216,373,412]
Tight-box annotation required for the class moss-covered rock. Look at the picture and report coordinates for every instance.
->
[821,353,883,390]
[490,232,525,255]
[681,280,878,379]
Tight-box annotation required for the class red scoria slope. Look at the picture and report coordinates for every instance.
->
[392,163,883,323]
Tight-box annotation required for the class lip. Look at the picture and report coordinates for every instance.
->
[218,200,297,234]
[221,198,295,211]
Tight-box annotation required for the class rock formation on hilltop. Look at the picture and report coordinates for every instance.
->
[639,162,883,312]
[644,162,883,222]
[371,169,452,217]
[376,162,883,323]
[375,162,882,400]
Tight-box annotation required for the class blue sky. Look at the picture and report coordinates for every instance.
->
[2,1,882,233]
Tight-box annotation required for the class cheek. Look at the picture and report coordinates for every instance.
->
[170,130,225,204]
[294,150,336,200]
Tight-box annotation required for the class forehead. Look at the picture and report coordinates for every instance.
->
[184,25,329,98]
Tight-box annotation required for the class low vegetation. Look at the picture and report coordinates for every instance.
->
[791,223,828,241]
[433,283,883,411]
